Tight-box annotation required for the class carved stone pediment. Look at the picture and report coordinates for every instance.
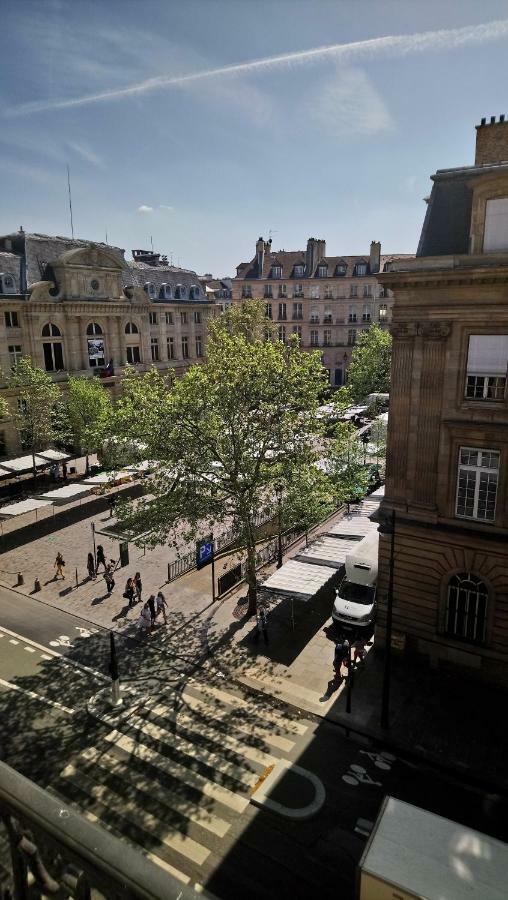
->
[391,322,418,339]
[422,321,452,341]
[55,244,123,271]
[28,280,60,302]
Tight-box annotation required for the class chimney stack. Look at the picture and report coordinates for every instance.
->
[369,240,381,273]
[256,237,265,278]
[306,237,325,276]
[475,116,508,166]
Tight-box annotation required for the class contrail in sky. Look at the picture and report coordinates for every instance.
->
[5,18,508,117]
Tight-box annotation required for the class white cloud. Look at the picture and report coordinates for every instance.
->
[311,67,392,137]
[159,204,174,211]
[66,140,104,168]
[138,205,153,213]
[5,18,508,116]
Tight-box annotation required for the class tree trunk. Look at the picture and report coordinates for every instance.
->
[245,524,258,617]
[85,453,90,476]
[32,447,37,478]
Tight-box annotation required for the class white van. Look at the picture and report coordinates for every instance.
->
[332,529,378,630]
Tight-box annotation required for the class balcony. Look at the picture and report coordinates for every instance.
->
[309,317,320,324]
[0,760,204,899]
[293,292,304,298]
[323,316,333,324]
[348,315,357,323]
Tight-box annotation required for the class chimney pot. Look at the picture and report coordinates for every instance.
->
[481,117,486,126]
[501,115,505,123]
[490,115,496,124]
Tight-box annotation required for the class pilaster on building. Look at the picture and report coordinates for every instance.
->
[378,116,508,684]
[231,236,412,387]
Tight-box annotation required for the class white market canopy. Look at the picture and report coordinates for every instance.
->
[38,449,72,463]
[82,471,132,486]
[125,460,154,473]
[1,454,49,474]
[327,517,378,539]
[0,498,54,519]
[261,559,338,601]
[295,535,361,569]
[36,484,93,505]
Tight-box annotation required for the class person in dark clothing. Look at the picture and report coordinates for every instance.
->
[96,545,106,572]
[134,572,142,602]
[87,552,95,580]
[253,606,269,645]
[124,577,135,608]
[103,564,115,594]
[147,594,156,625]
[333,638,350,680]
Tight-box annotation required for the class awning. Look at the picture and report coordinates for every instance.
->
[1,454,49,474]
[38,449,72,463]
[0,498,54,519]
[295,535,361,568]
[125,460,154,474]
[327,517,378,539]
[36,484,93,505]
[82,471,132,486]
[261,559,338,601]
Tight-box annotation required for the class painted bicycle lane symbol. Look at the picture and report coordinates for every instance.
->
[49,626,98,648]
[342,751,397,787]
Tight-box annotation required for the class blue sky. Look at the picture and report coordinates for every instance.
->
[1,0,508,275]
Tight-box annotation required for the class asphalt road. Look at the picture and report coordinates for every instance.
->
[1,584,508,900]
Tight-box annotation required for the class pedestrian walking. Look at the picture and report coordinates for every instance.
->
[333,638,350,680]
[138,602,152,634]
[134,572,142,602]
[54,552,65,580]
[96,545,106,572]
[147,594,156,625]
[155,590,168,624]
[86,552,95,580]
[103,563,115,594]
[62,461,68,481]
[123,576,135,608]
[253,606,268,645]
[353,637,366,667]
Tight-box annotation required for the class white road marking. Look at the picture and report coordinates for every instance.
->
[0,677,75,715]
[182,690,296,752]
[9,639,19,645]
[189,681,308,735]
[0,625,107,683]
[24,646,36,653]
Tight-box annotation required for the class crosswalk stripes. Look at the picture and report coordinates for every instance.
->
[50,677,311,887]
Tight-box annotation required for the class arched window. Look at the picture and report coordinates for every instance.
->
[144,282,156,299]
[42,323,61,337]
[86,322,103,335]
[445,573,488,644]
[125,321,141,364]
[41,323,63,371]
[175,284,186,299]
[86,323,105,367]
[125,322,139,334]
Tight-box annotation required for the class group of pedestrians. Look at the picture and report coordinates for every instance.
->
[333,636,367,680]
[138,590,168,634]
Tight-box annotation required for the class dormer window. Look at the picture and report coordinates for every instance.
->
[0,274,16,294]
[159,283,172,299]
[175,284,186,299]
[190,285,200,299]
[483,198,508,252]
[144,282,156,298]
[294,265,304,278]
[335,264,346,276]
[271,265,282,279]
[317,265,327,278]
[355,263,367,276]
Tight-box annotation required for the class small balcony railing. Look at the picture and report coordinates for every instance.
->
[309,317,320,324]
[0,760,206,900]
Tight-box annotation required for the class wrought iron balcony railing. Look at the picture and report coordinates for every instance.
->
[0,760,206,899]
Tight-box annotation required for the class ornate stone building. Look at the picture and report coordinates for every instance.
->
[232,237,412,386]
[377,117,508,684]
[0,230,215,456]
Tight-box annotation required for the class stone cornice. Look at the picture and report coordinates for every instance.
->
[379,265,508,291]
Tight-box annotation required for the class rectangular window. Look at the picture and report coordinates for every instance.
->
[465,334,508,400]
[278,302,287,320]
[242,284,252,299]
[294,284,304,297]
[196,336,203,357]
[181,312,188,325]
[182,336,189,359]
[483,197,508,252]
[292,302,303,320]
[455,447,499,522]
[264,285,273,298]
[350,285,358,298]
[4,311,19,328]
[363,284,373,297]
[348,329,356,346]
[324,286,333,300]
[348,306,357,323]
[278,325,286,343]
[310,286,320,300]
[323,312,332,324]
[362,308,371,322]
[126,345,141,364]
[165,312,173,325]
[355,263,367,276]
[194,311,202,324]
[292,325,302,339]
[265,302,272,319]
[151,337,159,361]
[278,284,287,298]
[8,344,22,367]
[149,312,157,325]
[323,329,332,346]
[310,330,319,347]
[43,342,64,372]
[379,303,388,319]
[167,337,175,359]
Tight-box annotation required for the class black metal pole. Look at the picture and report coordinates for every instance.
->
[108,632,120,706]
[91,522,97,571]
[381,509,396,729]
[277,494,283,568]
[346,642,353,714]
[211,534,216,602]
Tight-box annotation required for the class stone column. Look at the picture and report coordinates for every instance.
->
[384,322,416,502]
[411,321,452,509]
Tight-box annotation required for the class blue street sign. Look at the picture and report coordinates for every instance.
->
[196,535,214,570]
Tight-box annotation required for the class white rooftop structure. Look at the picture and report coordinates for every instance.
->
[295,535,361,569]
[369,485,385,500]
[1,454,49,473]
[261,559,338,601]
[36,484,92,504]
[327,516,378,539]
[359,796,508,900]
[0,498,54,518]
[125,460,154,473]
[82,471,131,486]
[38,449,72,463]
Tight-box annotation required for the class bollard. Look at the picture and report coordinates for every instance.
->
[17,572,24,586]
[34,577,41,593]
[75,567,78,588]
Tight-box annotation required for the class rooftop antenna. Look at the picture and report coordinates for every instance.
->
[150,235,154,252]
[105,227,108,245]
[268,228,277,240]
[66,164,74,239]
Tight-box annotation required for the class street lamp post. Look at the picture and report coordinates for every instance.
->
[275,484,283,569]
[381,508,396,730]
[346,642,354,714]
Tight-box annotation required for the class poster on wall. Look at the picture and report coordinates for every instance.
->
[87,338,105,363]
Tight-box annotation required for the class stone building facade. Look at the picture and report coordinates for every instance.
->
[377,118,508,684]
[232,237,412,386]
[0,230,215,456]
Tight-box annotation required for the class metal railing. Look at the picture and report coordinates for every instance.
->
[0,761,206,899]
[217,525,305,598]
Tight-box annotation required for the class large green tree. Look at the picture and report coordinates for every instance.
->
[326,421,371,504]
[113,301,327,615]
[342,324,392,402]
[9,357,61,475]
[63,376,112,474]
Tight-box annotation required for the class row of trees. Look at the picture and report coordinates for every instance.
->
[2,304,391,613]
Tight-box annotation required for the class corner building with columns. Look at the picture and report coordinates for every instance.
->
[0,231,214,455]
[377,117,508,684]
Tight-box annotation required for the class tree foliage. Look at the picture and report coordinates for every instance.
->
[62,376,112,473]
[113,301,327,614]
[9,357,61,474]
[342,324,392,402]
[326,421,371,504]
